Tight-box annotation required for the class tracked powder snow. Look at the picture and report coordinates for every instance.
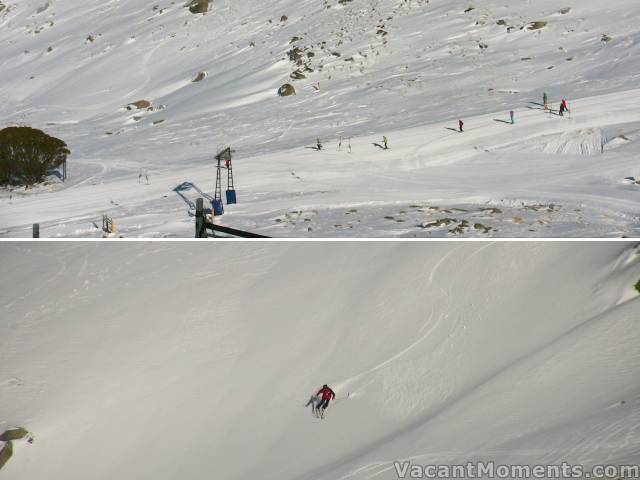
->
[0,241,639,479]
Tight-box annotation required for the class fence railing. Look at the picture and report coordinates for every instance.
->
[195,198,269,238]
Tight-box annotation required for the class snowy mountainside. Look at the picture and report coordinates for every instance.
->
[0,241,639,479]
[0,0,639,237]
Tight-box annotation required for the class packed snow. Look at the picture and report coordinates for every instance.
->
[0,0,639,237]
[0,241,639,479]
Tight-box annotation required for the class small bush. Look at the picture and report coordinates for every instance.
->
[635,279,640,294]
[0,441,12,470]
[0,428,28,441]
[0,126,69,186]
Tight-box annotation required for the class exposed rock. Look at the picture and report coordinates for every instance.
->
[287,46,304,65]
[188,0,209,14]
[527,21,547,30]
[36,3,49,14]
[192,71,207,82]
[474,223,492,233]
[126,100,151,110]
[421,218,456,229]
[277,83,296,96]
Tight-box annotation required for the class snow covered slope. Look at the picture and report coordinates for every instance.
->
[0,0,639,237]
[1,241,639,479]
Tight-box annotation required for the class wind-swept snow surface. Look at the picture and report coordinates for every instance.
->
[0,0,639,237]
[1,241,639,479]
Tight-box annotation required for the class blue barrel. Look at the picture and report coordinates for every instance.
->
[226,189,237,205]
[212,199,224,216]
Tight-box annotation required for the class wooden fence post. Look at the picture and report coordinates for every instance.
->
[195,198,206,238]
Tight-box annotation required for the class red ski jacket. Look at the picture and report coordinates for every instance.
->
[317,386,336,401]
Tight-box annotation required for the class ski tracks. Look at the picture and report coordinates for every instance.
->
[334,246,462,395]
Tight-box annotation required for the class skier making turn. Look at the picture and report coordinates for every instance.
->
[315,384,336,418]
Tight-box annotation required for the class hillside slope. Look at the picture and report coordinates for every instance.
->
[0,0,639,237]
[1,242,639,479]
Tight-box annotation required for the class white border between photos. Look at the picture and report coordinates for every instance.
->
[0,238,636,243]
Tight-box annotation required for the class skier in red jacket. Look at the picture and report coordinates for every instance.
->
[315,384,336,416]
[559,99,569,116]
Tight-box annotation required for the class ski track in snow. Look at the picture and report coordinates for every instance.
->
[1,243,640,479]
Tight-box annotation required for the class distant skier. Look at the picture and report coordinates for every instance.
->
[458,120,464,133]
[382,135,388,149]
[543,92,549,111]
[317,138,322,151]
[559,99,569,117]
[315,384,336,417]
[510,110,515,124]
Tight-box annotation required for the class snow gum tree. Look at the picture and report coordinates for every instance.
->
[0,126,70,186]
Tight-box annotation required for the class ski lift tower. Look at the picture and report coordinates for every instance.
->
[213,151,225,216]
[225,150,236,205]
[213,147,236,216]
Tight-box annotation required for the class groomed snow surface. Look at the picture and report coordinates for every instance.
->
[0,0,639,237]
[1,241,639,479]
